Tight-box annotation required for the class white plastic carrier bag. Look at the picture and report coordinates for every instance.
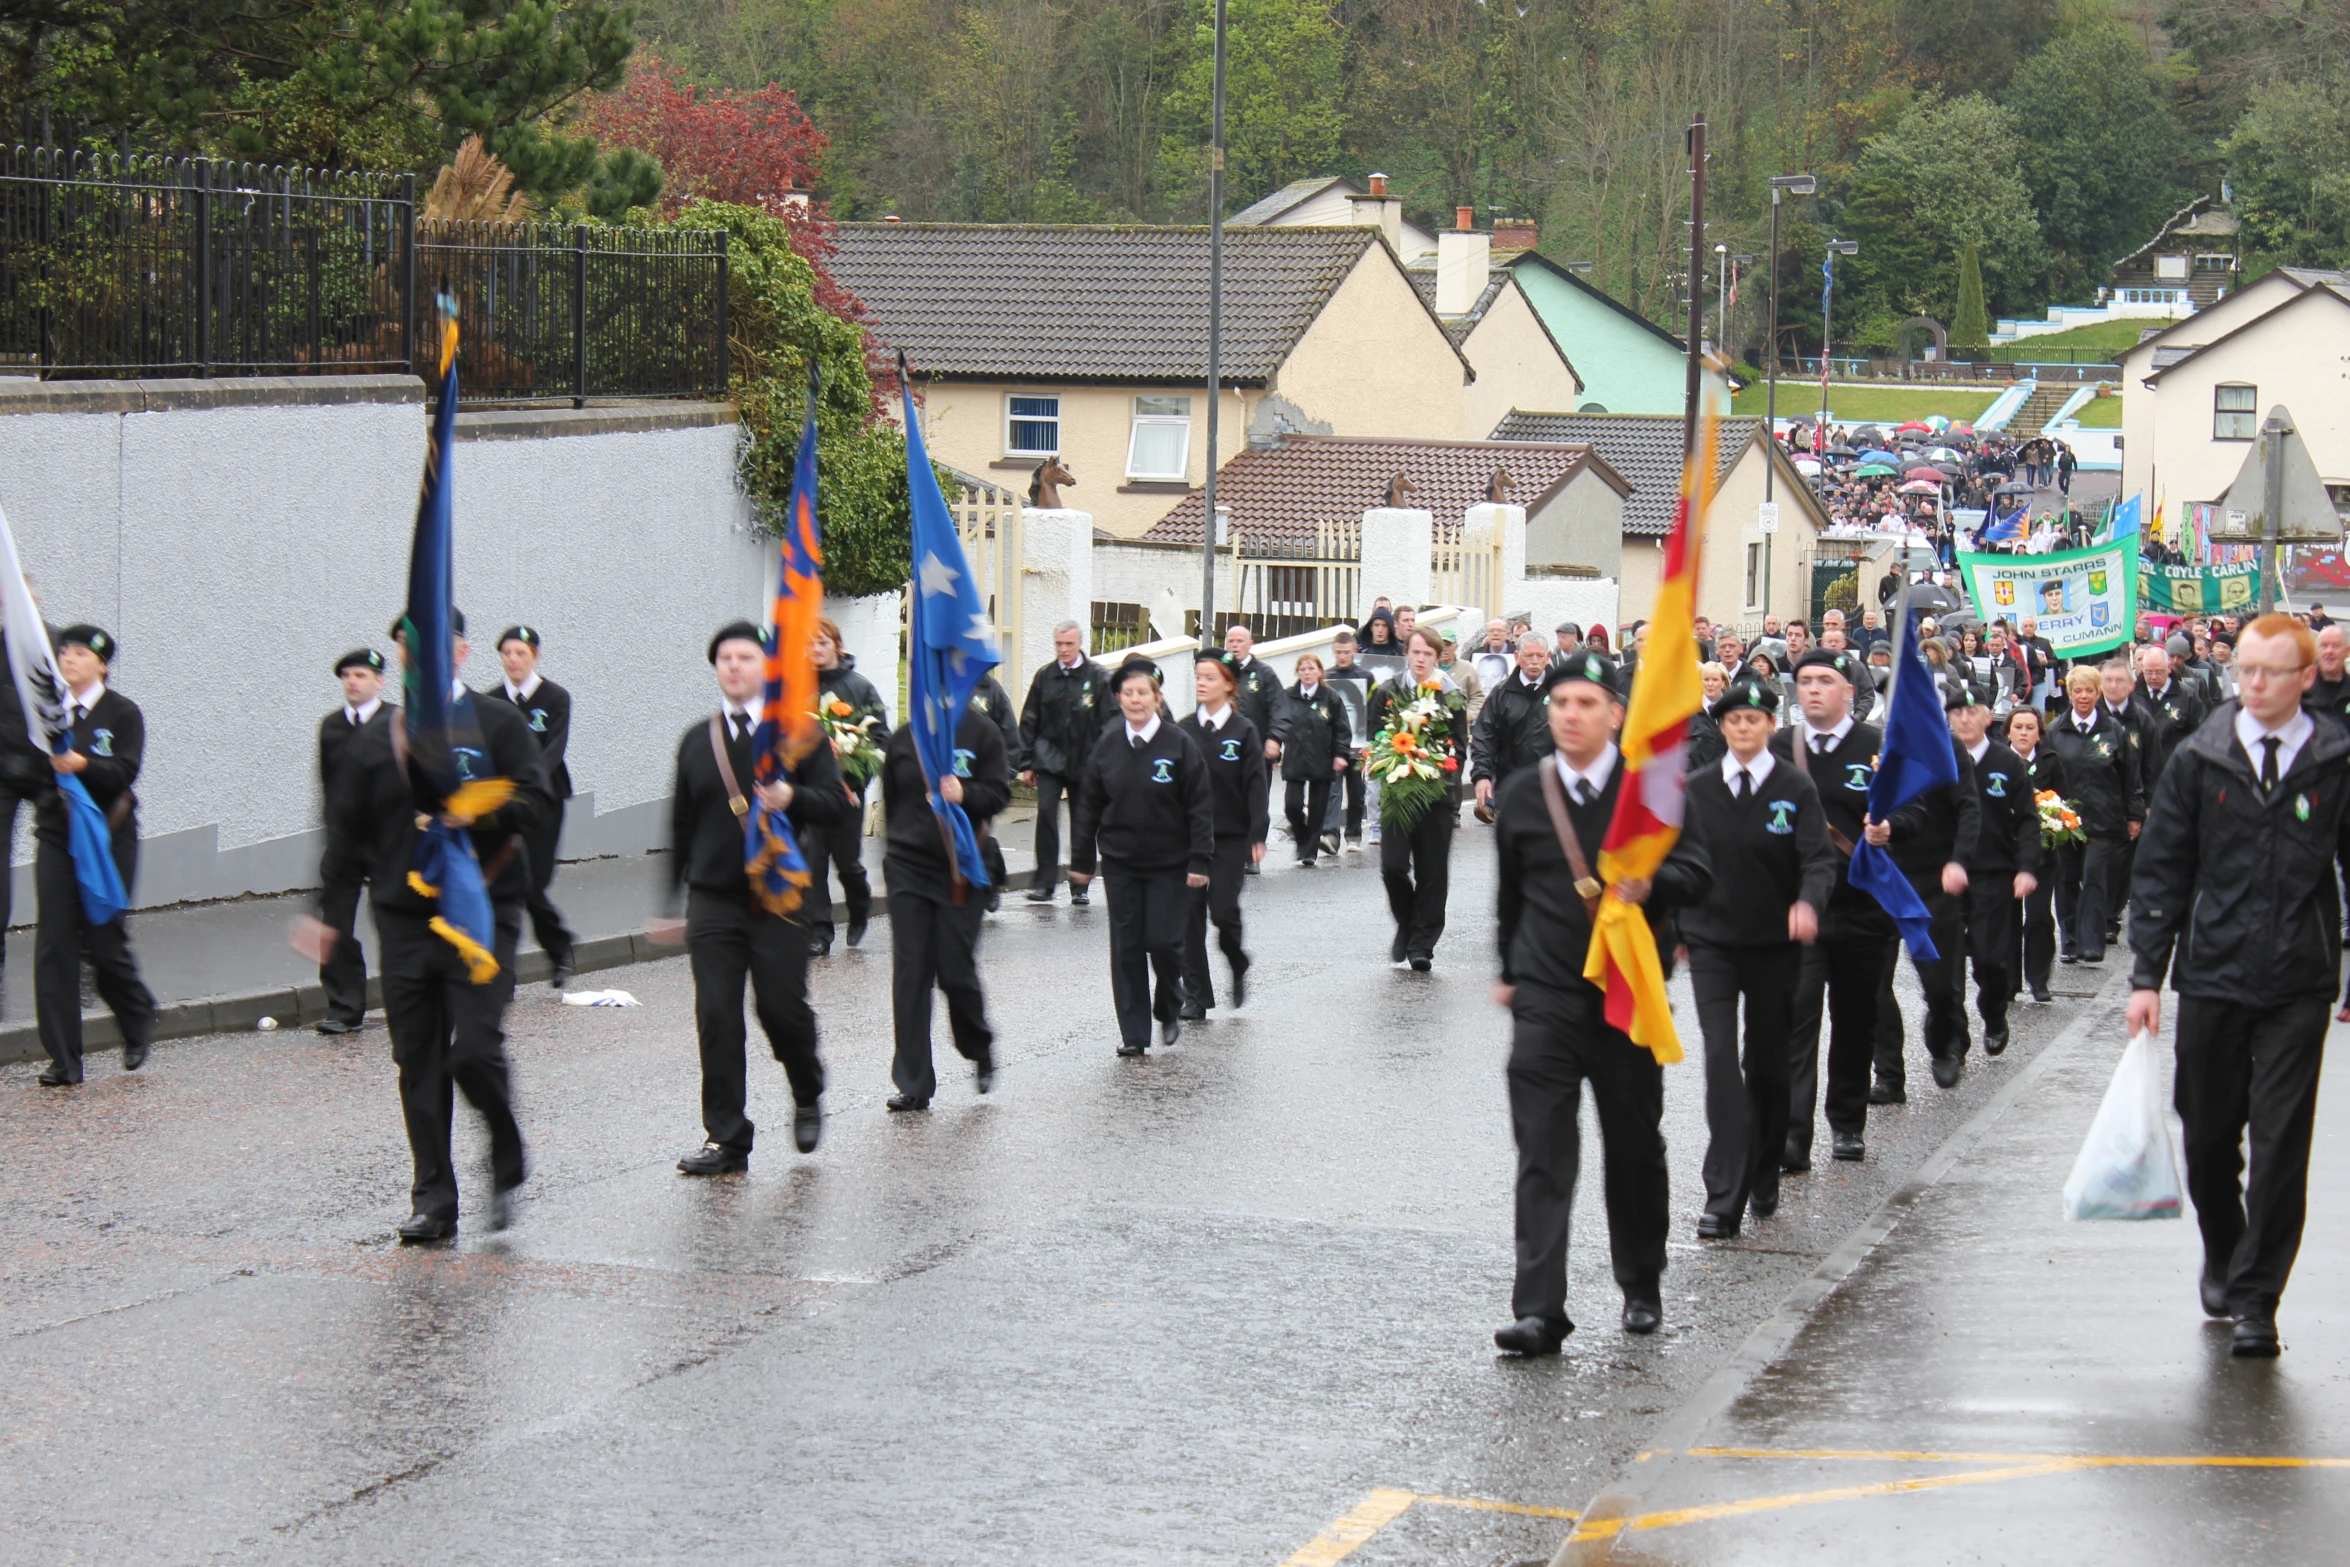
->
[2061,1028,2183,1221]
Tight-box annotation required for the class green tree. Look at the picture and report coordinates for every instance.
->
[1951,244,1989,351]
[2223,73,2350,275]
[1159,0,1343,212]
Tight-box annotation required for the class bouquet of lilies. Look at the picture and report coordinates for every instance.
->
[1364,682,1463,832]
[819,695,885,790]
[2036,788,2085,850]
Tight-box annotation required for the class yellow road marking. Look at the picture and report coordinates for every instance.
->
[1687,1446,2350,1470]
[1417,1493,1581,1520]
[1567,1462,2071,1541]
[1282,1490,1577,1564]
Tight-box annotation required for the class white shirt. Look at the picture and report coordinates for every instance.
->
[1966,737,1991,765]
[2071,707,2100,734]
[1802,712,1855,754]
[1197,702,1232,731]
[346,697,383,726]
[1295,682,1320,703]
[1057,656,1084,673]
[1556,744,1620,805]
[67,679,104,721]
[1720,748,1777,794]
[505,672,542,703]
[2236,706,2314,784]
[1125,714,1162,747]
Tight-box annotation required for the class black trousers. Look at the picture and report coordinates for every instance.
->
[1508,980,1668,1328]
[522,797,576,968]
[1691,942,1796,1224]
[0,785,32,942]
[1877,890,1968,1090]
[888,888,991,1100]
[34,831,156,1081]
[2015,876,2056,995]
[2174,995,2331,1316]
[1031,770,1075,888]
[318,874,371,1025]
[1324,764,1365,837]
[688,889,825,1152]
[1963,877,2016,1035]
[803,802,873,935]
[1182,836,1250,1009]
[1285,778,1332,862]
[1788,925,1897,1157]
[379,904,525,1221]
[1380,806,1454,959]
[2056,837,2121,961]
[1103,861,1187,1050]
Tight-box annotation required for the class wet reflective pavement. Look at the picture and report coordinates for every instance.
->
[2,824,2129,1564]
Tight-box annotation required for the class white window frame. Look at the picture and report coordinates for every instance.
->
[1125,395,1193,481]
[2214,383,2257,442]
[1744,542,1765,611]
[1005,394,1060,458]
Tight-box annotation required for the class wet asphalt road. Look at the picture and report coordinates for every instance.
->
[2,821,2110,1565]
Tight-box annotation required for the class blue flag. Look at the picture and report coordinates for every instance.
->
[2108,494,2142,541]
[1982,505,2026,545]
[902,367,1000,889]
[1847,603,1961,959]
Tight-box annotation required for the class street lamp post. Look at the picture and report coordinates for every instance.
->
[1820,238,1858,453]
[1763,175,1814,622]
[1195,0,1229,642]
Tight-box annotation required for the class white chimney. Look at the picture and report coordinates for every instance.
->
[1435,208,1489,316]
[1348,172,1405,254]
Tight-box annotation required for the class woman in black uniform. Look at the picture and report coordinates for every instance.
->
[1177,652,1269,1019]
[809,616,890,954]
[1273,652,1350,867]
[1367,625,1471,970]
[2000,704,2065,1005]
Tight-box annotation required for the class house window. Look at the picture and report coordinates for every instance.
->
[1745,543,1764,611]
[2214,384,2257,441]
[1126,395,1192,480]
[1006,395,1060,456]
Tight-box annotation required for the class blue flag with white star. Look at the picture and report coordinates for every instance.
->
[902,372,999,889]
[1846,599,1961,959]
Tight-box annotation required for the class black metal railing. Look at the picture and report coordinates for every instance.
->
[1,147,728,405]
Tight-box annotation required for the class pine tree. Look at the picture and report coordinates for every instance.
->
[1951,244,1991,354]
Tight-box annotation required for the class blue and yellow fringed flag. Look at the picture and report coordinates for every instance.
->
[747,362,824,915]
[397,295,510,983]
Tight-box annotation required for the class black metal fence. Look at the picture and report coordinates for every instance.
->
[0,147,728,405]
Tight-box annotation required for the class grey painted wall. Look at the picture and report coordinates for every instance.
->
[0,375,765,912]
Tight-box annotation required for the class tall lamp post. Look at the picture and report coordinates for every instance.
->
[1195,0,1229,642]
[1819,238,1858,451]
[1762,175,1814,624]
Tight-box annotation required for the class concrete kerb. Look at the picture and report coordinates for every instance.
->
[1550,962,2135,1565]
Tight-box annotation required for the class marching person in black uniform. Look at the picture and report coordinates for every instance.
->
[1947,687,2038,1058]
[1684,675,1834,1239]
[880,690,1011,1110]
[2133,642,2206,788]
[652,622,848,1172]
[2129,613,2349,1358]
[2046,666,2143,965]
[1472,632,1554,821]
[1224,624,1284,874]
[2001,705,2065,1005]
[1492,654,1710,1353]
[316,647,393,1036]
[1776,648,1898,1166]
[1870,697,1980,1099]
[491,625,579,986]
[2096,657,2152,946]
[313,610,550,1239]
[32,626,159,1086]
[1270,653,1347,867]
[1370,626,1472,970]
[971,667,1020,909]
[1068,658,1214,1056]
[1019,621,1113,905]
[809,616,888,954]
[1178,651,1269,1019]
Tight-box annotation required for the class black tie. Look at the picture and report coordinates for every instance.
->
[73,702,86,726]
[1811,733,1827,755]
[1131,733,1141,749]
[1736,769,1752,800]
[731,712,749,744]
[349,709,361,727]
[2262,735,2281,791]
[1571,778,1590,805]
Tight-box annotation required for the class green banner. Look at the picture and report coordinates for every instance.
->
[2142,559,2260,615]
[1957,542,2138,658]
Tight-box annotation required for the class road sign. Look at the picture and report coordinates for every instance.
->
[2213,408,2343,543]
[1757,501,1781,534]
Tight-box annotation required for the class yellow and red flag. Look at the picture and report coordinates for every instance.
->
[1582,365,1723,1064]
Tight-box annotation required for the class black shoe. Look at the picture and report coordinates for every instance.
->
[1494,1316,1569,1355]
[1161,1014,1182,1047]
[2232,1315,2281,1358]
[1390,930,1410,964]
[1831,1131,1866,1161]
[1782,1139,1812,1173]
[677,1142,749,1176]
[2200,1272,2232,1320]
[845,918,868,949]
[1243,861,1262,876]
[1295,856,1315,869]
[1409,956,1432,972]
[1117,1041,1147,1058]
[316,1018,363,1036]
[2060,952,2078,965]
[986,890,1002,913]
[1621,1294,1662,1335]
[810,929,834,957]
[1696,1212,1739,1240]
[1930,1053,1962,1089]
[2079,952,2104,964]
[551,964,575,991]
[1025,885,1056,904]
[1178,1001,1207,1022]
[36,1067,79,1087]
[975,1053,996,1094]
[487,1186,517,1233]
[886,1093,929,1112]
[794,1104,822,1153]
[121,1040,149,1072]
[2032,985,2053,1004]
[1231,960,1249,1010]
[397,1211,457,1244]
[1984,1028,2009,1057]
[1751,1187,1780,1219]
[1869,1080,1906,1105]
[1069,886,1090,907]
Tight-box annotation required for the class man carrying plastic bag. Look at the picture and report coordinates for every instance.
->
[2126,612,2349,1359]
[2061,1030,2181,1221]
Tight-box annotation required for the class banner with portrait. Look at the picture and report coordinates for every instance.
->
[2141,559,2259,616]
[1957,541,2137,659]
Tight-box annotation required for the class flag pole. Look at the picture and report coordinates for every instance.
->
[1195,0,1229,645]
[902,348,970,906]
[1683,114,1706,458]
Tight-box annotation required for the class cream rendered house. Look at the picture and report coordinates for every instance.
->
[829,222,1475,538]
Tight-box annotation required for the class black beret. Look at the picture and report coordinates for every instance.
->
[1710,675,1780,719]
[388,607,465,640]
[1540,650,1620,700]
[497,624,540,652]
[54,624,113,663]
[1944,684,1986,712]
[335,647,385,675]
[1793,647,1857,685]
[1193,649,1239,679]
[707,619,766,664]
[1114,655,1163,688]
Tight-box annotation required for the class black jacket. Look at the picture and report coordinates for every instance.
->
[880,709,1011,901]
[1685,710,1726,772]
[489,676,574,798]
[1494,753,1711,992]
[1962,737,2042,876]
[35,685,144,858]
[973,671,1021,768]
[2044,705,2143,841]
[324,693,553,914]
[1885,737,1981,889]
[2131,707,2350,1003]
[1680,755,1837,948]
[1178,709,1272,843]
[318,701,398,875]
[1271,682,1350,780]
[1470,670,1552,786]
[665,707,849,913]
[1018,657,1113,779]
[1070,719,1215,876]
[1369,674,1471,806]
[2132,675,2206,786]
[0,630,53,792]
[1230,655,1283,744]
[1771,718,1890,937]
[2306,671,2350,730]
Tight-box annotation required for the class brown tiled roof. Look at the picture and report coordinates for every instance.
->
[829,223,1387,383]
[1143,435,1630,549]
[1489,412,1762,536]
